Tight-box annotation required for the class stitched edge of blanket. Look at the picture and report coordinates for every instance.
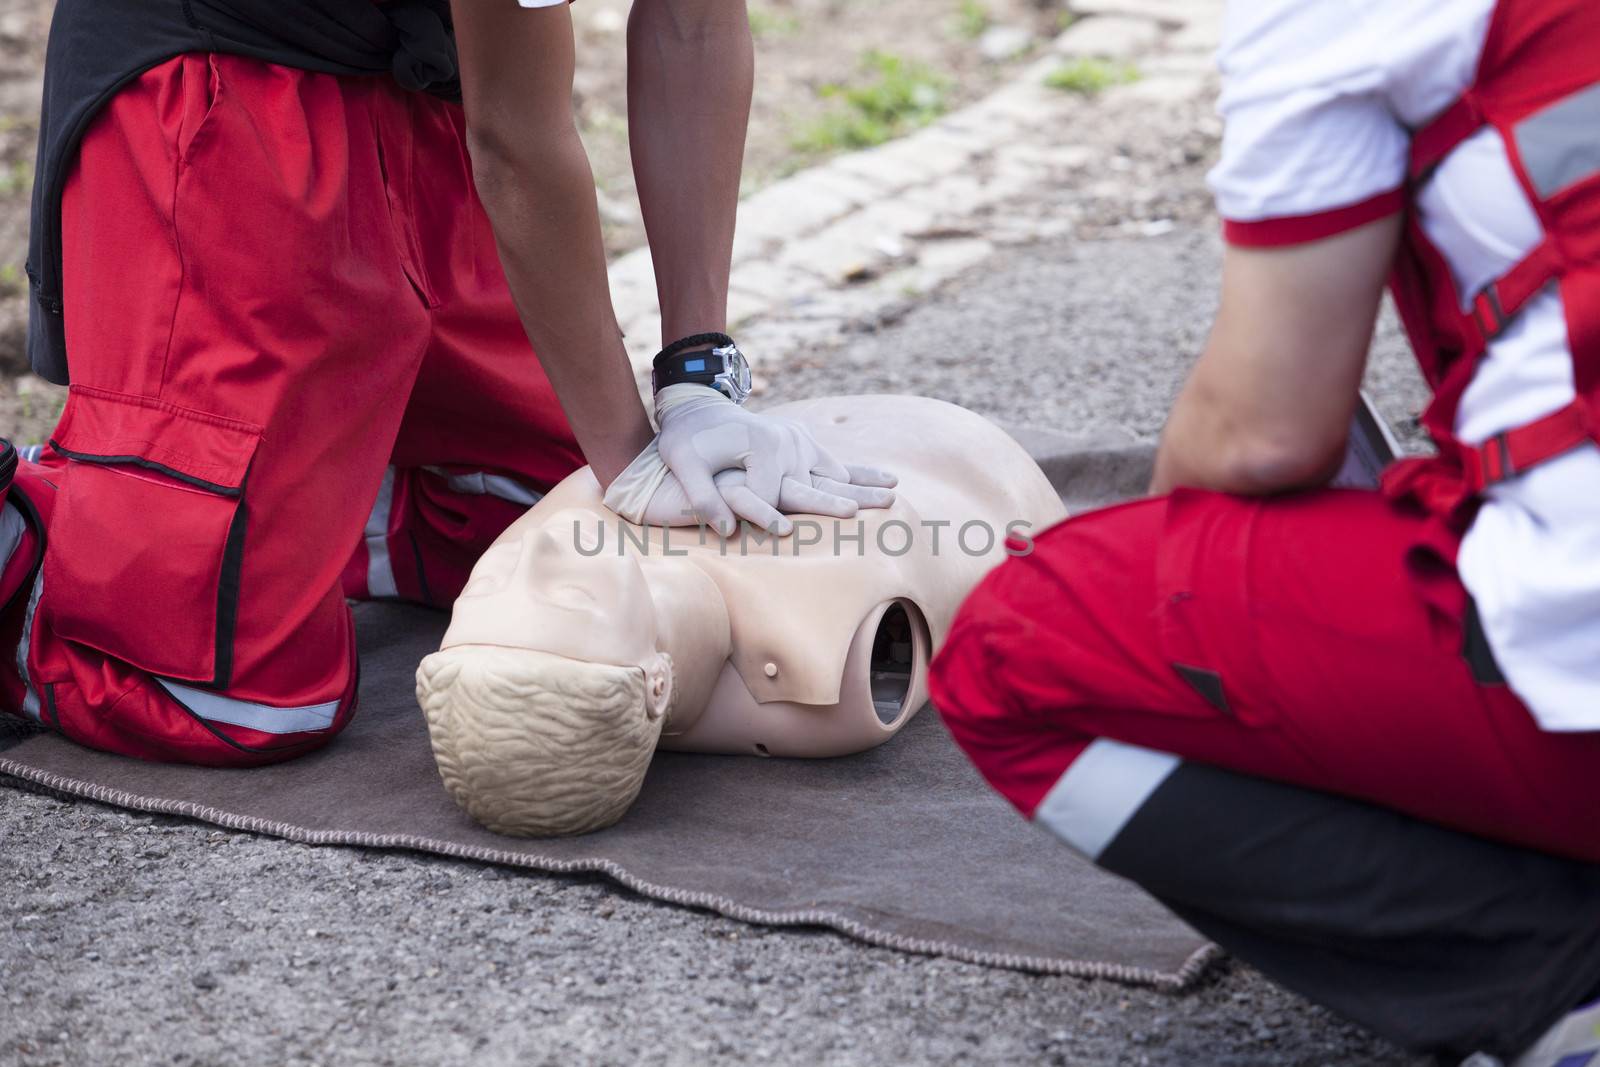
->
[0,761,1223,988]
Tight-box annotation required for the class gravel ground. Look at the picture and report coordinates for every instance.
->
[1,220,1439,1067]
[757,227,1433,456]
[2,791,1420,1067]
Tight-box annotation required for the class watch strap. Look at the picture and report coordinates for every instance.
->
[652,348,731,392]
[655,332,735,366]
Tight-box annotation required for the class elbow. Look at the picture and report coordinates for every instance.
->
[465,123,530,202]
[465,117,583,207]
[1210,431,1346,495]
[1153,372,1352,496]
[1154,422,1346,497]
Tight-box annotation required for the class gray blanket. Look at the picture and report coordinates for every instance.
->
[0,432,1214,986]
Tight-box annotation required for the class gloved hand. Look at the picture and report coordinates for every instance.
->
[603,385,898,535]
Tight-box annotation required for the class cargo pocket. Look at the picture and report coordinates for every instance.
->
[44,386,262,689]
[1154,489,1269,724]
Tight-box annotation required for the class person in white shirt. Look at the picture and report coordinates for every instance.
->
[930,1,1600,1062]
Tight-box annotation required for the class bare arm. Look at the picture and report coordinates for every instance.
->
[627,0,753,343]
[452,2,653,489]
[1150,215,1402,496]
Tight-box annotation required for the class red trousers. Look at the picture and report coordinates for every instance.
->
[930,487,1600,862]
[0,55,582,765]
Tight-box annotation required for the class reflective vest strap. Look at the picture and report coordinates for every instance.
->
[1458,234,1565,358]
[1459,397,1596,493]
[1409,93,1485,182]
[1421,237,1564,444]
[1512,79,1600,200]
[1387,0,1600,509]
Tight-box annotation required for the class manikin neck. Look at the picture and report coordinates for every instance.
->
[638,557,732,730]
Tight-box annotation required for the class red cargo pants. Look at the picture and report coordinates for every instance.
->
[0,54,584,764]
[931,488,1600,862]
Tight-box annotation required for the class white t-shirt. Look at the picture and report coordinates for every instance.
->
[1208,0,1600,730]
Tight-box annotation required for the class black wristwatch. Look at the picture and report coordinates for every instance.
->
[651,332,752,405]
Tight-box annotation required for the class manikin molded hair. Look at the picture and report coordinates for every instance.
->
[416,644,672,837]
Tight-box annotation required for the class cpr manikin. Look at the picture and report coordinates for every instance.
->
[415,395,1065,836]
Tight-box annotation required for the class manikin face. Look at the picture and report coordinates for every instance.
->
[419,510,680,836]
[449,513,654,664]
[442,513,672,720]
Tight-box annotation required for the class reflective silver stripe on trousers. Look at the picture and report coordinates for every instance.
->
[1515,81,1600,199]
[14,571,45,723]
[363,466,398,599]
[0,505,26,719]
[156,678,340,734]
[422,466,544,508]
[15,444,45,464]
[1033,739,1181,861]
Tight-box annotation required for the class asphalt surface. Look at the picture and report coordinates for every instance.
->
[759,227,1430,452]
[0,221,1441,1067]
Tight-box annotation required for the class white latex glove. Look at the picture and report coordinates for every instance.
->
[603,385,897,535]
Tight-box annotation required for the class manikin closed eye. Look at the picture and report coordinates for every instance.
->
[416,395,1065,837]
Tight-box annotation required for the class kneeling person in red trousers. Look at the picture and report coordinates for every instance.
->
[0,0,893,765]
[931,1,1600,1063]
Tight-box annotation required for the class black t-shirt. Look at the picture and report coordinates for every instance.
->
[25,0,460,384]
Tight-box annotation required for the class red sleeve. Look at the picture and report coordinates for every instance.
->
[1221,187,1405,248]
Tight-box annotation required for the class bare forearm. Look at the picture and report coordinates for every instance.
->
[454,2,652,488]
[627,0,753,344]
[472,134,654,487]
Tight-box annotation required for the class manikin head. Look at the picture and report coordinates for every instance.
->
[416,518,675,837]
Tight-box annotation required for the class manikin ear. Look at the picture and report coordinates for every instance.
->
[643,651,674,723]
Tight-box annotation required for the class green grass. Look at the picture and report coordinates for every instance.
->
[792,51,949,154]
[1044,57,1140,94]
[0,159,33,199]
[0,263,21,296]
[951,0,990,40]
[748,5,801,38]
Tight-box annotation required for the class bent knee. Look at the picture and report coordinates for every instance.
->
[932,553,1096,729]
[933,597,1090,817]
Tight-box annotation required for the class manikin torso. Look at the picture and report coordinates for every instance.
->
[418,395,1066,836]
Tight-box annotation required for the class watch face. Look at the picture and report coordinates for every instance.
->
[707,343,748,403]
[712,344,752,402]
[729,347,752,391]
